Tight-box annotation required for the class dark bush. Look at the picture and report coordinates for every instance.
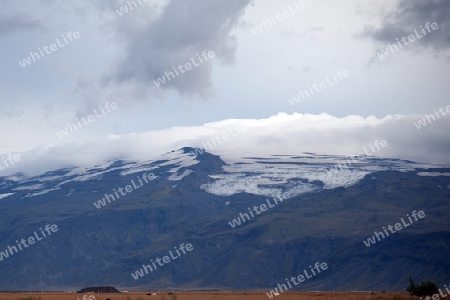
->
[407,276,439,297]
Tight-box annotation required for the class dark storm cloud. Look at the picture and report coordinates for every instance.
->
[0,15,43,35]
[359,0,450,51]
[108,0,251,98]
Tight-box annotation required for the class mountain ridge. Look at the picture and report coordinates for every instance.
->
[0,149,449,291]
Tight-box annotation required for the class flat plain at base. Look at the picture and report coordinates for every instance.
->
[0,291,411,300]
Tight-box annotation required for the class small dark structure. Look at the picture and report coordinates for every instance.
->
[76,286,121,293]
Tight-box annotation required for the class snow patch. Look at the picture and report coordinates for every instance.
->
[0,193,14,200]
[417,172,450,177]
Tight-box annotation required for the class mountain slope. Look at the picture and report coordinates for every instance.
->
[0,148,449,291]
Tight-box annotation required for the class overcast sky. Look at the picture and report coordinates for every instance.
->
[1,0,449,176]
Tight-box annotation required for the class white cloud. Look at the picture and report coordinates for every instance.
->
[1,112,448,177]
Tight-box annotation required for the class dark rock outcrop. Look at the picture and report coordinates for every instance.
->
[76,286,121,293]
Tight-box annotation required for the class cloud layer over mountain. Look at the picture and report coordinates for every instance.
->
[2,112,448,177]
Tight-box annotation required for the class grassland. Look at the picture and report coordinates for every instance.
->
[0,291,411,300]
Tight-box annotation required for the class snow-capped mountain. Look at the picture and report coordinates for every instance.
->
[0,148,449,291]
